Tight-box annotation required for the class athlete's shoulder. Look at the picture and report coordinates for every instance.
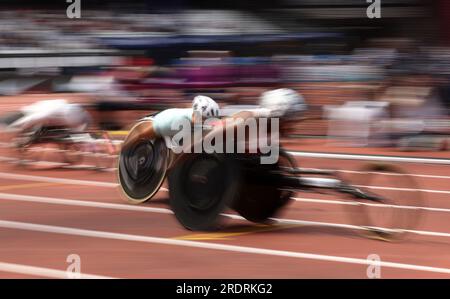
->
[160,107,192,116]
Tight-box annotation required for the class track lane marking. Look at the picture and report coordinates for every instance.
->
[0,171,449,195]
[174,224,299,240]
[5,156,450,178]
[0,156,117,171]
[0,219,450,276]
[336,169,450,180]
[0,182,61,191]
[0,172,117,188]
[288,151,450,165]
[292,196,450,213]
[3,148,450,175]
[20,135,445,165]
[0,192,173,214]
[0,261,115,279]
[355,184,450,195]
[0,192,449,239]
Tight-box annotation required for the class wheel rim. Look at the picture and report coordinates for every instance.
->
[124,140,155,182]
[346,164,423,240]
[118,137,168,202]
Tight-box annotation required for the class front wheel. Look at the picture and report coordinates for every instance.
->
[345,163,424,241]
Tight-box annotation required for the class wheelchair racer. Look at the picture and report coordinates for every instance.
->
[117,90,304,203]
[122,95,220,151]
[122,89,305,153]
[216,88,308,136]
[5,99,91,145]
[245,88,306,127]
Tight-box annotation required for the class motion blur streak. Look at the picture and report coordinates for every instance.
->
[0,0,450,279]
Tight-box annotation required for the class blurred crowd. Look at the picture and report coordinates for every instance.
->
[1,3,450,151]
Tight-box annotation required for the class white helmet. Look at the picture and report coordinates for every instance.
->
[192,95,220,118]
[259,88,307,118]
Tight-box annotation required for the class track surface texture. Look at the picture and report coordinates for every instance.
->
[0,96,449,278]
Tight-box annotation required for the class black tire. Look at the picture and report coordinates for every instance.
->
[232,150,296,223]
[118,137,169,204]
[233,180,283,223]
[168,153,241,231]
[345,163,424,241]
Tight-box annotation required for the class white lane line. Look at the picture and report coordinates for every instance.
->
[299,167,450,180]
[168,186,450,213]
[5,154,450,178]
[356,184,450,195]
[288,151,450,165]
[336,169,450,180]
[0,172,117,188]
[267,217,450,239]
[0,156,15,162]
[0,156,116,172]
[0,192,173,214]
[0,261,115,279]
[1,170,449,196]
[4,149,450,179]
[9,143,445,164]
[0,192,449,239]
[291,196,450,214]
[0,220,449,276]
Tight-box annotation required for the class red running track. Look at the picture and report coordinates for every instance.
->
[0,95,450,278]
[0,144,450,278]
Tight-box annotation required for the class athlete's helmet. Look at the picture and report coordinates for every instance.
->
[259,88,307,118]
[192,95,220,118]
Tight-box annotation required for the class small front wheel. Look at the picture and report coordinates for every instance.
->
[345,163,424,241]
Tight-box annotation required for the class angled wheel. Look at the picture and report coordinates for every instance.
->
[117,121,169,204]
[168,153,241,231]
[345,163,423,241]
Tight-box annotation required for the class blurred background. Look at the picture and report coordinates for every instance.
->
[1,0,450,280]
[0,0,450,151]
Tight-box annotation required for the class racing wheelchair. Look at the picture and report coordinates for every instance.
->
[118,116,424,241]
[8,125,118,170]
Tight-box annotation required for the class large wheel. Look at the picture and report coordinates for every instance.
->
[117,121,169,204]
[168,153,241,231]
[232,150,296,223]
[345,163,424,241]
